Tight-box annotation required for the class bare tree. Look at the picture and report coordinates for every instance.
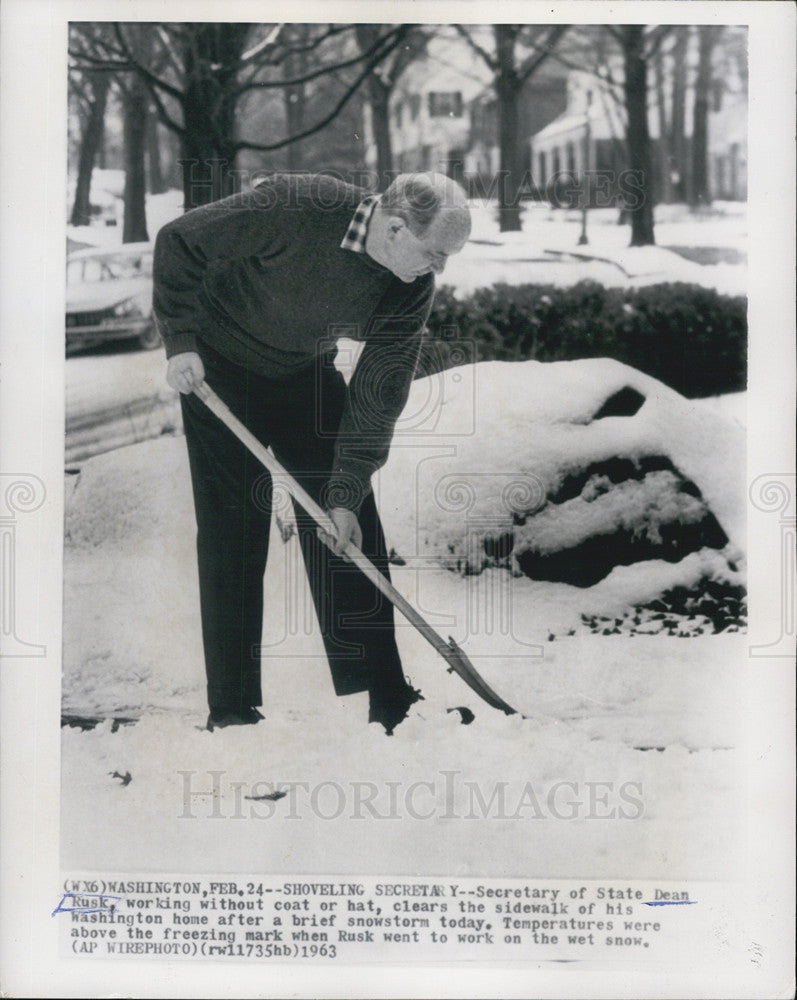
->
[605,25,671,245]
[354,24,433,186]
[669,26,690,203]
[69,69,112,226]
[456,24,569,231]
[691,25,723,209]
[70,23,410,209]
[281,24,309,171]
[653,43,673,204]
[120,74,149,242]
[146,111,166,194]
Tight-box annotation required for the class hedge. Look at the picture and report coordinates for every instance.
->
[418,280,747,398]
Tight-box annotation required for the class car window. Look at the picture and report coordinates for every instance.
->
[67,251,152,283]
[104,254,151,279]
[83,258,106,282]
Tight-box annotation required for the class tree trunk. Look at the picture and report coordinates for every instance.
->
[691,25,718,209]
[654,45,673,203]
[70,73,110,227]
[368,83,393,187]
[670,26,689,203]
[146,108,166,194]
[283,24,308,172]
[355,24,394,187]
[122,76,150,242]
[495,26,522,232]
[180,115,238,209]
[622,26,656,246]
[179,25,248,209]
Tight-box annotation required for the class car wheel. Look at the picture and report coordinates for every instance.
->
[137,322,162,351]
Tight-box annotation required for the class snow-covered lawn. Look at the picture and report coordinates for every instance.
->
[61,359,747,880]
[444,201,747,296]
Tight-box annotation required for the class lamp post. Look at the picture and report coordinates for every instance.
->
[578,91,592,246]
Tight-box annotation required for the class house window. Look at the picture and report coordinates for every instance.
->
[409,94,421,120]
[394,101,404,128]
[428,91,463,118]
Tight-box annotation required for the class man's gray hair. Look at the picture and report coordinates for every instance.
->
[380,173,466,237]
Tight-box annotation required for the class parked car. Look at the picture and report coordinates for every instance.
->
[66,242,160,352]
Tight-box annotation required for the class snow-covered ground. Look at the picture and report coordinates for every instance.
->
[444,200,746,296]
[67,189,747,298]
[65,344,179,465]
[62,183,749,880]
[61,359,747,880]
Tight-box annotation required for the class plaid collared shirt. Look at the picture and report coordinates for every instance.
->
[339,194,380,254]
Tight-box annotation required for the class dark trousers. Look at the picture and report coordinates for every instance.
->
[179,343,407,714]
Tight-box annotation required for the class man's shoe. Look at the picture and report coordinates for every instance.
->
[206,706,264,732]
[369,682,424,736]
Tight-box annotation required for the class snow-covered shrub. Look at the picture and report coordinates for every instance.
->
[381,358,745,592]
[421,280,746,397]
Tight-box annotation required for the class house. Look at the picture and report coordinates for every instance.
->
[707,43,747,200]
[465,58,570,190]
[363,26,746,205]
[529,33,747,205]
[363,29,493,180]
[530,67,630,204]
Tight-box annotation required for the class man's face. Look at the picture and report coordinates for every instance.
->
[384,210,470,283]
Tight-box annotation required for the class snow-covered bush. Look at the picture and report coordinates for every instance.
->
[380,357,745,592]
[420,280,746,397]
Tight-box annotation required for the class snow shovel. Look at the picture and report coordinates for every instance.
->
[193,381,517,716]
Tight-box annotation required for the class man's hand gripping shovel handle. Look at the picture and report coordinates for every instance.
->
[192,380,517,715]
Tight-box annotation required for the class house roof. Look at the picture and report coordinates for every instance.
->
[532,112,589,142]
[531,104,625,146]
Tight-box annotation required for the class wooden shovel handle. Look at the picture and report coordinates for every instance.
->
[193,380,451,656]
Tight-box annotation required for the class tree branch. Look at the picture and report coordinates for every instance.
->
[385,25,431,87]
[68,52,129,73]
[231,26,404,96]
[517,25,570,83]
[239,23,352,70]
[237,23,283,65]
[154,25,185,79]
[69,42,184,107]
[643,25,674,61]
[235,29,407,153]
[453,24,498,72]
[111,24,185,101]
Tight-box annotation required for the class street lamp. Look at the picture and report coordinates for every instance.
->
[578,91,593,246]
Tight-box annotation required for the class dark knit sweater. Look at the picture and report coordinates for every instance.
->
[152,174,435,511]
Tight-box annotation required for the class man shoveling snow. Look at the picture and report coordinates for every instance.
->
[153,172,471,735]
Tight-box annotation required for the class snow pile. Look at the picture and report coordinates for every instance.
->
[377,359,745,586]
[63,437,203,715]
[65,348,181,465]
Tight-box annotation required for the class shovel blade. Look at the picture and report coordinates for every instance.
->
[443,636,517,716]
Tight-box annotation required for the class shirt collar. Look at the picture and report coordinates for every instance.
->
[340,194,380,254]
